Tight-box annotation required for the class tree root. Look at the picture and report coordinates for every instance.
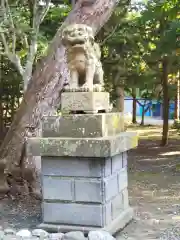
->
[0,161,42,201]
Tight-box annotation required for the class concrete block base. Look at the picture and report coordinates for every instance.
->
[38,207,133,235]
[38,153,133,234]
[27,113,138,235]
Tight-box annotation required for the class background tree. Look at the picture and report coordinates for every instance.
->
[136,0,180,145]
[0,0,52,91]
[0,0,121,198]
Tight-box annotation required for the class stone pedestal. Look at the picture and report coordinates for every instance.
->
[27,92,138,235]
[61,91,110,113]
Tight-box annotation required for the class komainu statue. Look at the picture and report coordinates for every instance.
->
[61,24,104,91]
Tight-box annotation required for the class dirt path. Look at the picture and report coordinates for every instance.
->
[1,126,180,239]
[117,126,180,239]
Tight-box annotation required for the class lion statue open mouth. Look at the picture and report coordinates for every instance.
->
[61,24,104,91]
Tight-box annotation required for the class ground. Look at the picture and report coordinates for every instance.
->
[1,123,180,239]
[118,124,180,239]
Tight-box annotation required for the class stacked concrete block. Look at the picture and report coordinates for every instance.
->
[27,91,138,234]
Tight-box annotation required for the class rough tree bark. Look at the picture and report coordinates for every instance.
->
[161,56,169,146]
[0,0,118,197]
[116,86,124,112]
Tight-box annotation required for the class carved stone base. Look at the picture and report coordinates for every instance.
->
[27,132,138,157]
[42,113,125,138]
[61,92,110,114]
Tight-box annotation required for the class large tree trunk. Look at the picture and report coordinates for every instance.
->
[132,87,137,124]
[140,105,145,126]
[0,0,118,197]
[116,86,124,112]
[174,76,180,120]
[161,56,169,146]
[140,105,149,126]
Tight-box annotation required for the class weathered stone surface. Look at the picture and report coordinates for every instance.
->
[42,113,124,138]
[61,24,104,92]
[0,230,4,238]
[16,229,32,238]
[63,231,86,240]
[32,229,49,238]
[61,92,110,113]
[4,228,16,235]
[88,231,115,240]
[27,132,138,157]
[49,232,64,240]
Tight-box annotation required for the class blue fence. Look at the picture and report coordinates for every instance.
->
[124,98,176,119]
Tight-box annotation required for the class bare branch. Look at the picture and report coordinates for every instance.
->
[0,32,24,76]
[4,0,16,53]
[8,54,24,76]
[22,0,51,91]
[33,0,51,30]
[39,0,51,24]
[0,32,10,54]
[100,24,119,46]
[23,38,37,91]
[1,0,7,20]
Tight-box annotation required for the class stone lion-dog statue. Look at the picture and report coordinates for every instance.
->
[61,24,104,91]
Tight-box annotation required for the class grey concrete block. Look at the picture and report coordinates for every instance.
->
[104,174,118,202]
[103,202,112,226]
[42,176,73,201]
[103,207,134,235]
[122,152,127,167]
[39,207,134,235]
[42,157,102,178]
[63,231,86,240]
[104,158,111,177]
[118,168,128,193]
[122,188,129,209]
[111,193,124,220]
[111,154,123,174]
[43,202,103,227]
[74,179,102,203]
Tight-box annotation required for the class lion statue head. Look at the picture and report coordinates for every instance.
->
[61,24,94,46]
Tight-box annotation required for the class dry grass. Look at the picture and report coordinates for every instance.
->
[128,124,180,140]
